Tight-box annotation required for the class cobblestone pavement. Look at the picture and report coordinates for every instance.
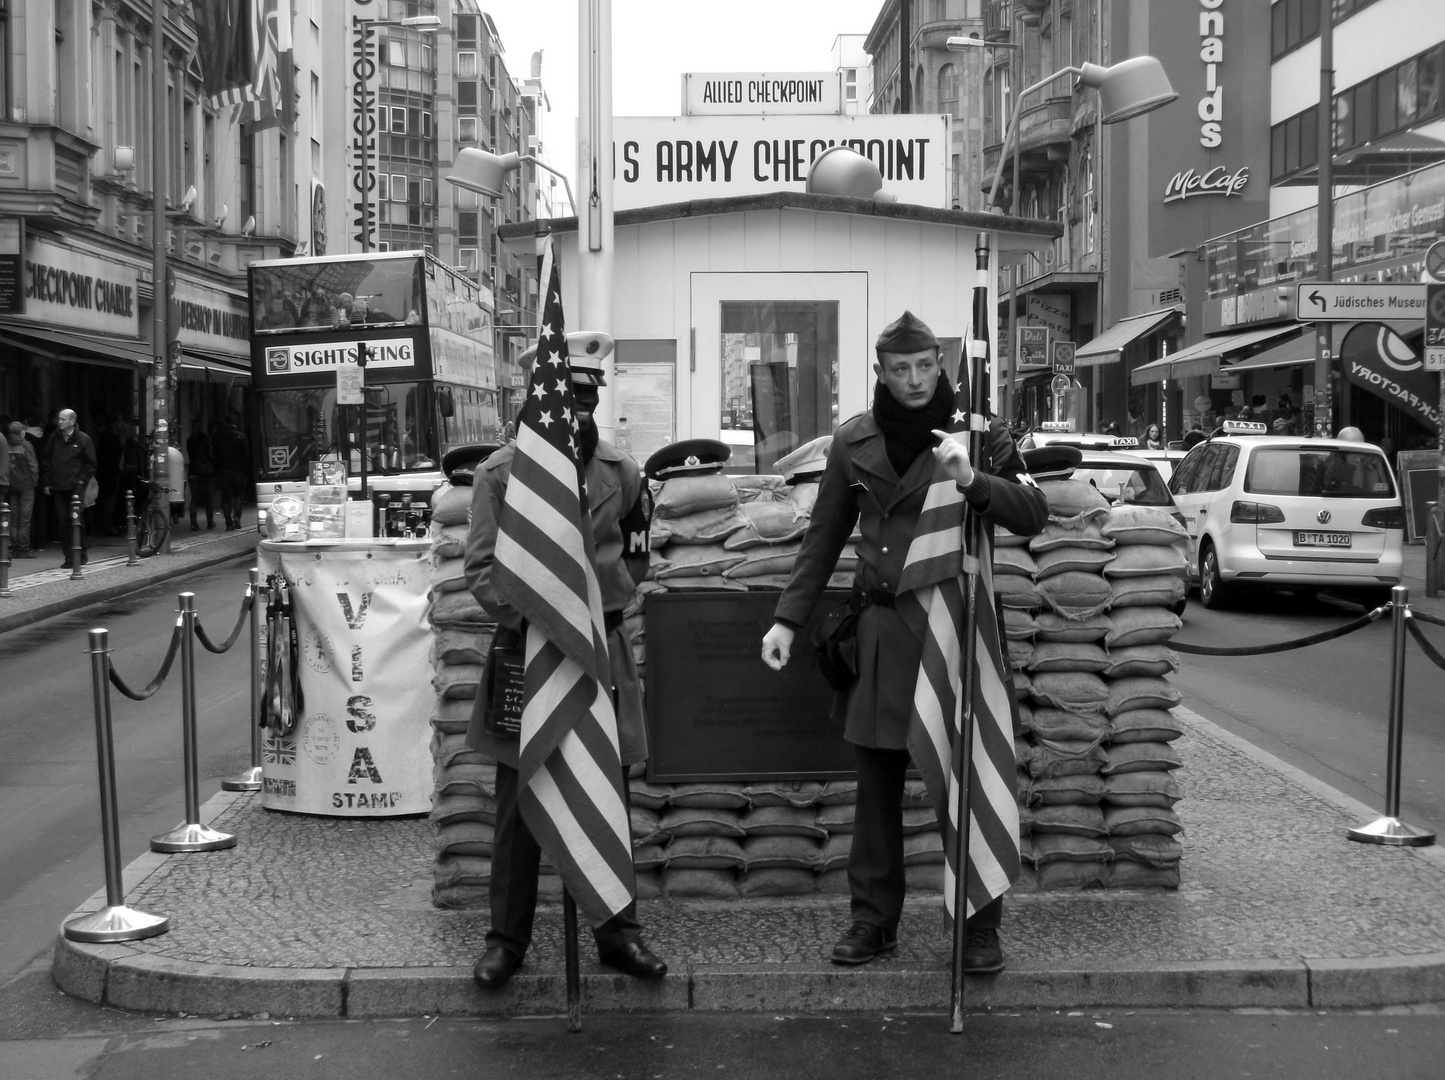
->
[51,705,1445,1017]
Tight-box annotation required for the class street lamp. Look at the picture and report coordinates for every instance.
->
[446,147,576,216]
[355,15,440,252]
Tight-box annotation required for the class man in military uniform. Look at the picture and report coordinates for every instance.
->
[463,347,667,988]
[761,311,1048,972]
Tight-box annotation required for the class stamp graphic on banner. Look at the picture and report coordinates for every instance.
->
[304,627,334,673]
[302,714,340,765]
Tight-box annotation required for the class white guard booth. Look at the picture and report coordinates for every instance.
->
[257,538,434,816]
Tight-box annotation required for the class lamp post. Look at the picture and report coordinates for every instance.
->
[354,15,440,253]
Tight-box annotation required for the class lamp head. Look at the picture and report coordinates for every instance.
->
[114,146,135,173]
[446,147,523,199]
[240,214,256,238]
[805,146,898,203]
[1078,56,1178,124]
[399,15,441,31]
[179,185,197,212]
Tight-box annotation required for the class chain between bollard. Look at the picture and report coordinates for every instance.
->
[1412,608,1445,630]
[194,586,256,654]
[1170,604,1386,657]
[1405,616,1445,671]
[108,620,184,701]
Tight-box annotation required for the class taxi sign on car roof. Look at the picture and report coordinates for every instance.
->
[1110,436,1139,448]
[1221,420,1268,435]
[1039,421,1075,433]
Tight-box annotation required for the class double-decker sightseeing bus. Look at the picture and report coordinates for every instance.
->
[247,250,498,527]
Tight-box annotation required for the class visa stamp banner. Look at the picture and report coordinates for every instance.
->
[613,114,950,211]
[259,540,434,816]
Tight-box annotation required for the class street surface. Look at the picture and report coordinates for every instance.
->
[0,562,255,982]
[1173,589,1445,835]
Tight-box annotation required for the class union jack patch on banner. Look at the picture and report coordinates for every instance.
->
[263,735,297,765]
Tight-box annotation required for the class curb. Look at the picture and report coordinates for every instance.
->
[50,715,1445,1017]
[0,540,258,636]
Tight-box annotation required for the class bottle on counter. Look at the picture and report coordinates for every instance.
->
[616,416,631,453]
[377,493,391,538]
[401,494,414,539]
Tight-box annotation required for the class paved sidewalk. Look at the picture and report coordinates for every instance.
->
[35,534,1445,1018]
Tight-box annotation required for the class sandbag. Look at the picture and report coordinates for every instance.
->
[1025,833,1110,864]
[436,820,494,857]
[1101,741,1184,774]
[996,575,1044,611]
[1036,479,1111,519]
[1105,676,1183,716]
[659,806,746,838]
[738,868,818,897]
[1034,611,1111,643]
[1109,834,1183,867]
[429,482,472,526]
[670,782,750,809]
[723,501,809,547]
[817,780,858,805]
[1036,571,1113,619]
[430,589,489,627]
[632,844,668,872]
[651,505,749,545]
[1104,805,1184,836]
[1003,608,1038,640]
[994,526,1033,547]
[993,546,1038,577]
[744,780,824,808]
[1028,738,1108,779]
[1034,546,1116,580]
[433,664,483,700]
[1028,641,1110,673]
[1104,544,1189,578]
[651,543,746,580]
[817,833,852,871]
[664,835,746,869]
[653,474,739,519]
[1109,707,1185,743]
[629,780,673,809]
[724,541,803,578]
[1110,574,1187,608]
[1031,803,1108,837]
[1007,639,1034,671]
[739,805,827,840]
[1028,707,1109,742]
[1106,606,1182,647]
[661,868,739,898]
[433,628,489,667]
[816,803,855,833]
[1036,859,1109,890]
[429,522,470,559]
[1101,504,1188,545]
[1102,645,1180,679]
[1029,518,1114,552]
[1102,771,1182,808]
[742,835,823,870]
[1025,773,1108,806]
[732,474,788,503]
[631,806,669,845]
[1029,670,1109,711]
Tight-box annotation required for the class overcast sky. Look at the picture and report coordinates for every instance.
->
[483,0,884,191]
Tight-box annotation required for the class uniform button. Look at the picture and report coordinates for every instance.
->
[883,512,890,519]
[881,546,889,554]
[881,581,889,589]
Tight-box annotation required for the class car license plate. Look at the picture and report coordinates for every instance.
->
[1294,531,1351,548]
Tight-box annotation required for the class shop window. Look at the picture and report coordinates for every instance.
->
[719,301,839,475]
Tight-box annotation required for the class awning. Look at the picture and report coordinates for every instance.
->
[178,348,250,376]
[1224,329,1314,373]
[0,319,153,368]
[1074,309,1178,366]
[1278,131,1445,187]
[1130,324,1299,385]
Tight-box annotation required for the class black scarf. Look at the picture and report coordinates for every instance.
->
[871,377,955,477]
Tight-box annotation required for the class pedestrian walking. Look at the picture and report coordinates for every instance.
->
[39,409,97,568]
[186,423,216,529]
[462,345,666,990]
[6,420,39,557]
[165,439,186,525]
[760,310,1049,973]
[212,412,252,529]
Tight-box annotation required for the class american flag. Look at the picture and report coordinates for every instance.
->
[490,240,636,926]
[895,343,1020,926]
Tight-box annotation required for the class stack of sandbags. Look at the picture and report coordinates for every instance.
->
[425,480,499,909]
[623,777,944,899]
[995,479,1189,892]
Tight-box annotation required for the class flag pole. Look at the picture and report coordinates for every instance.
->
[949,232,993,1033]
[563,889,582,1031]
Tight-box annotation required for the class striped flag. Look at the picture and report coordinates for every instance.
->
[490,240,636,927]
[896,380,1021,926]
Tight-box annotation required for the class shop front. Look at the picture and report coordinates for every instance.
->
[171,276,252,444]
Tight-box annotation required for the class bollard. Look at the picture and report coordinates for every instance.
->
[125,490,140,567]
[63,629,171,942]
[1427,502,1440,599]
[222,569,265,792]
[69,494,84,580]
[0,502,11,598]
[1348,586,1437,846]
[151,593,238,852]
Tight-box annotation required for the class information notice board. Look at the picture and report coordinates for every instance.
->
[643,589,853,781]
[1398,449,1439,543]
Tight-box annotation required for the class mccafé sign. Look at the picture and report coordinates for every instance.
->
[1160,0,1251,204]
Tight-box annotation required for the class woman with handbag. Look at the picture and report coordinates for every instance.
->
[760,311,1048,974]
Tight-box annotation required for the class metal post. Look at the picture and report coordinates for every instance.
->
[151,0,173,521]
[1427,501,1441,598]
[0,502,11,598]
[151,593,238,852]
[563,889,582,1032]
[125,491,140,566]
[64,629,171,942]
[69,494,84,580]
[223,569,265,791]
[1348,587,1436,845]
[1312,0,1334,438]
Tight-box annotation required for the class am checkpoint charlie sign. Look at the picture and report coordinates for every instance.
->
[613,114,950,211]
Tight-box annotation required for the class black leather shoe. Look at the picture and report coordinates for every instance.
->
[831,921,897,965]
[963,927,1005,974]
[599,941,668,979]
[472,946,522,988]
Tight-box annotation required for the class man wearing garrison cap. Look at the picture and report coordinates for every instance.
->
[761,309,1048,973]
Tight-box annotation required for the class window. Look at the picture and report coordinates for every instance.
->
[458,116,478,143]
[457,50,477,78]
[422,111,432,138]
[376,174,389,201]
[456,14,477,48]
[938,63,957,117]
[457,81,477,115]
[388,40,406,68]
[392,173,407,202]
[844,68,856,102]
[458,247,478,272]
[458,211,479,244]
[392,106,406,134]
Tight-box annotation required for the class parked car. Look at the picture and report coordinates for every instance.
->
[1167,421,1405,610]
[1132,446,1188,484]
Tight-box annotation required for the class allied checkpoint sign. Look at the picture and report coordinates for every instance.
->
[613,114,951,211]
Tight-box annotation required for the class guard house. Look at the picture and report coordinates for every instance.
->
[499,191,1061,473]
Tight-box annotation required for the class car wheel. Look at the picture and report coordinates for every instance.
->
[1199,543,1230,610]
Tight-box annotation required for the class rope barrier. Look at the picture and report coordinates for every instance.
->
[1406,617,1445,672]
[1169,605,1387,657]
[1412,609,1445,630]
[195,588,254,654]
[109,622,184,701]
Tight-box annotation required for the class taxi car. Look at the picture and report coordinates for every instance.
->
[1166,421,1405,609]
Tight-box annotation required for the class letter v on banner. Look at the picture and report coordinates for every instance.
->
[336,592,372,629]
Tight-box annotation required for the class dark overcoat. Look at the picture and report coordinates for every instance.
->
[463,439,650,767]
[773,413,1048,750]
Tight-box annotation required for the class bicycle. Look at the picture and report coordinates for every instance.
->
[131,476,171,558]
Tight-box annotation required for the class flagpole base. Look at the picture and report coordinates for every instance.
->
[63,905,170,943]
[221,767,263,792]
[1347,816,1435,846]
[150,823,237,853]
